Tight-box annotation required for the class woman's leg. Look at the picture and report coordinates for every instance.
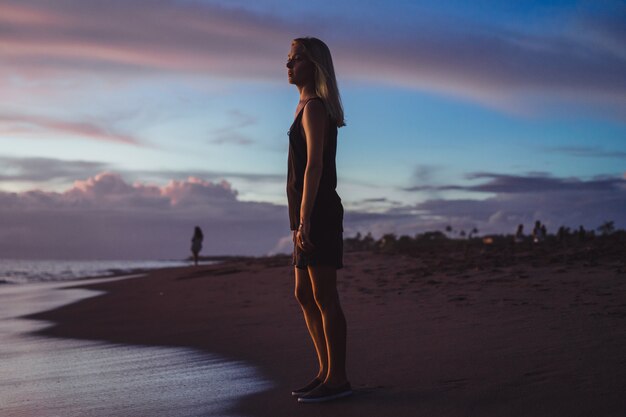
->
[294,267,329,380]
[308,264,348,386]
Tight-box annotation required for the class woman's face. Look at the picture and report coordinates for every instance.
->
[286,42,314,86]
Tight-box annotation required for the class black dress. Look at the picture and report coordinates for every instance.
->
[287,97,344,269]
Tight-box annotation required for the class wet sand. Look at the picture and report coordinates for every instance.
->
[0,277,270,417]
[21,244,626,416]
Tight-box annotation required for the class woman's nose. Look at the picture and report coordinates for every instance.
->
[286,60,293,69]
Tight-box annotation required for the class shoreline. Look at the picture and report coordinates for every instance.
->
[0,258,223,286]
[20,249,626,416]
[0,272,272,417]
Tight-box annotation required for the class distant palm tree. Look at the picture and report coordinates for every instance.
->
[597,221,615,236]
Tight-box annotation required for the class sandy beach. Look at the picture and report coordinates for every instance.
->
[21,239,626,417]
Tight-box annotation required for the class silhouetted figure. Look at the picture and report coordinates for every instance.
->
[515,224,524,243]
[191,226,203,266]
[286,37,351,403]
[578,225,587,242]
[532,221,545,243]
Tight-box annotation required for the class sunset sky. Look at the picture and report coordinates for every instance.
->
[1,0,625,259]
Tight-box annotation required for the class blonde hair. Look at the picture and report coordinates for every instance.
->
[293,37,345,128]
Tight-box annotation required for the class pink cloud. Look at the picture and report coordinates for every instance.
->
[59,173,238,209]
[0,172,288,259]
[0,2,67,25]
[334,29,626,116]
[64,172,165,208]
[0,1,623,117]
[161,177,237,206]
[0,113,143,146]
[0,0,288,78]
[2,170,623,260]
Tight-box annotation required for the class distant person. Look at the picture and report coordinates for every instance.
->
[532,221,544,243]
[515,224,524,243]
[191,226,203,266]
[286,37,351,403]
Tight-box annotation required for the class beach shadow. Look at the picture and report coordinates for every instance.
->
[229,383,438,417]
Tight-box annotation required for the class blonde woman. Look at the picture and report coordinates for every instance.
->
[286,37,351,403]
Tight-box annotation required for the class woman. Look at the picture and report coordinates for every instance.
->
[286,37,351,403]
[191,226,203,266]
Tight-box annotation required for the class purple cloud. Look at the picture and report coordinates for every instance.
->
[0,156,107,182]
[0,156,289,202]
[338,22,626,116]
[0,0,290,79]
[574,7,626,57]
[388,172,626,236]
[0,113,144,146]
[2,170,623,259]
[0,0,624,117]
[0,172,288,259]
[406,172,625,193]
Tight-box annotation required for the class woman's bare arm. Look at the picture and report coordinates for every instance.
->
[297,99,327,249]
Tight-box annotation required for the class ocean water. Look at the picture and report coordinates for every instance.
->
[0,276,272,417]
[0,258,214,285]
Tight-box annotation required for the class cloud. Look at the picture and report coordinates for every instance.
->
[268,233,294,256]
[339,21,626,116]
[131,168,285,184]
[0,156,107,182]
[405,172,625,193]
[0,0,624,118]
[0,112,144,146]
[361,198,392,203]
[210,110,257,135]
[412,165,442,183]
[393,172,626,236]
[344,197,406,214]
[0,155,286,191]
[0,172,288,259]
[0,0,290,79]
[208,132,255,146]
[548,146,626,160]
[2,170,624,259]
[573,6,626,59]
[208,110,257,145]
[340,204,424,239]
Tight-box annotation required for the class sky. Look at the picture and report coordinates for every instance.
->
[1,0,625,259]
